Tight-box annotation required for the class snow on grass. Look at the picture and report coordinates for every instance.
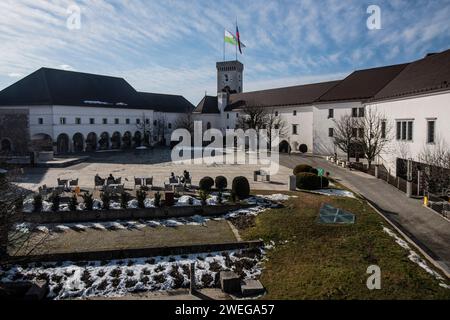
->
[382,226,448,288]
[0,248,266,300]
[310,189,356,198]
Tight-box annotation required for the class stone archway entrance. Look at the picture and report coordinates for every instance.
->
[99,132,110,150]
[122,131,132,149]
[57,134,70,154]
[73,133,84,152]
[111,132,121,149]
[279,140,291,153]
[133,131,142,147]
[31,134,53,152]
[0,139,12,152]
[86,132,98,152]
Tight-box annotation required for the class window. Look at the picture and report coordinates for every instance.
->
[103,118,108,125]
[352,108,358,117]
[126,118,130,125]
[329,128,334,137]
[168,123,172,129]
[381,121,386,139]
[292,125,298,135]
[396,120,414,141]
[275,111,279,117]
[60,117,66,125]
[293,110,297,116]
[153,120,157,126]
[145,119,150,125]
[359,107,365,118]
[90,118,95,125]
[358,128,364,139]
[352,128,358,138]
[227,113,230,119]
[136,119,141,125]
[207,122,211,130]
[427,120,436,144]
[236,113,239,118]
[328,109,334,119]
[75,117,81,125]
[114,118,119,125]
[38,118,43,125]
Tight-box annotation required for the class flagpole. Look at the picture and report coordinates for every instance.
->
[235,18,238,61]
[223,28,226,61]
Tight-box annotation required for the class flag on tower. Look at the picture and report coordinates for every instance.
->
[236,24,242,54]
[224,30,237,46]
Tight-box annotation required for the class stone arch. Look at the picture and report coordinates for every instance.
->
[99,132,110,150]
[31,133,53,152]
[86,132,98,152]
[73,133,84,152]
[57,133,70,154]
[111,132,121,149]
[279,140,291,153]
[122,131,132,149]
[133,131,142,147]
[0,138,12,152]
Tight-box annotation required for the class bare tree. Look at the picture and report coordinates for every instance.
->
[332,114,358,162]
[136,113,152,147]
[418,138,450,196]
[265,108,288,149]
[236,102,267,130]
[174,110,195,135]
[356,109,392,169]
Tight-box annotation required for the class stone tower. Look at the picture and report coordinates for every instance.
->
[216,61,244,94]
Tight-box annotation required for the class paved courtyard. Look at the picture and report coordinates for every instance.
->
[12,148,292,192]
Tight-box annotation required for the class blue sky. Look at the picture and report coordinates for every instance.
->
[0,0,449,104]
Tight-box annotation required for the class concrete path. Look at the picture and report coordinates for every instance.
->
[281,154,450,277]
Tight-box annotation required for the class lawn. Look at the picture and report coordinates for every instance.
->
[242,190,450,299]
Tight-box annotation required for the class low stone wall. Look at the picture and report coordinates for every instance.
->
[21,204,252,224]
[12,240,264,263]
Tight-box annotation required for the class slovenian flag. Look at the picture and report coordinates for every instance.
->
[236,25,242,54]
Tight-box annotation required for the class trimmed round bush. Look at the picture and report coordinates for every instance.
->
[299,144,308,153]
[293,164,314,176]
[199,176,214,191]
[232,176,250,200]
[215,176,228,190]
[310,168,319,175]
[296,173,323,190]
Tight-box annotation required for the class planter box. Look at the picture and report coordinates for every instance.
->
[21,204,252,224]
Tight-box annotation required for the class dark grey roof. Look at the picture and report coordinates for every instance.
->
[226,80,341,111]
[194,95,219,114]
[0,67,194,112]
[136,92,194,113]
[317,64,409,103]
[371,49,450,102]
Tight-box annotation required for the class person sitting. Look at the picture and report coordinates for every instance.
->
[107,174,115,185]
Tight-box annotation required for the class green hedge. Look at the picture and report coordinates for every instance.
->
[296,173,329,190]
[215,176,228,190]
[293,164,314,175]
[199,176,214,191]
[232,176,250,200]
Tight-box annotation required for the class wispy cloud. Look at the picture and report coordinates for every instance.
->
[0,0,449,104]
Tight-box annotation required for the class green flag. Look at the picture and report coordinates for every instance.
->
[224,30,237,46]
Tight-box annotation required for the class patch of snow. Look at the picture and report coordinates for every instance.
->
[144,198,155,208]
[175,195,201,206]
[110,201,121,210]
[127,200,138,209]
[22,199,34,213]
[35,226,49,233]
[84,100,111,105]
[93,199,102,210]
[257,194,291,201]
[312,189,355,198]
[382,226,448,287]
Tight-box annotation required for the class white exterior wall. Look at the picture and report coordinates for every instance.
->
[312,101,362,157]
[365,91,450,172]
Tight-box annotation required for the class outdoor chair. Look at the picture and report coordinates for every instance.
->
[145,177,153,189]
[69,179,79,188]
[169,176,179,184]
[95,178,105,190]
[115,178,122,184]
[57,178,68,188]
[164,183,173,191]
[134,177,143,189]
